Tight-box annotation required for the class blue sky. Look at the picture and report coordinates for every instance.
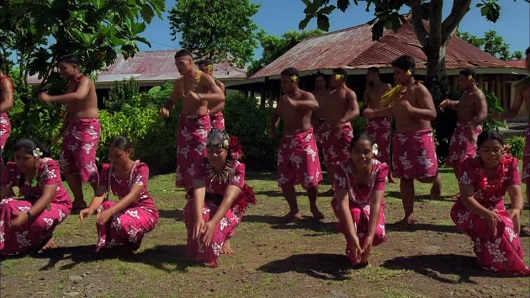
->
[140,0,530,60]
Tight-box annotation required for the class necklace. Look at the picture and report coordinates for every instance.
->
[206,159,235,184]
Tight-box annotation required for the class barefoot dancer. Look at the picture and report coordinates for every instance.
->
[451,130,530,275]
[494,47,530,234]
[184,130,256,266]
[440,69,487,177]
[38,55,100,210]
[320,68,359,197]
[80,136,159,252]
[160,50,225,191]
[333,133,388,266]
[0,139,72,256]
[269,67,324,221]
[364,55,442,226]
[364,67,394,182]
[198,60,226,130]
[311,72,331,195]
[0,55,14,166]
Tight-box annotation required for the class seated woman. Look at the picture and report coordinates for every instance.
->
[451,130,530,275]
[80,136,159,252]
[184,129,256,266]
[0,138,72,256]
[332,133,388,266]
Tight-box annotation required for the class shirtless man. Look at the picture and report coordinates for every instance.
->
[197,60,226,130]
[39,55,100,210]
[321,68,359,198]
[160,50,224,191]
[269,67,324,221]
[440,68,487,176]
[364,67,393,181]
[494,46,530,234]
[364,55,442,226]
[311,72,331,194]
[0,55,14,166]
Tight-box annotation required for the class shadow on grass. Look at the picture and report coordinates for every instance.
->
[385,222,460,234]
[258,253,352,281]
[385,191,457,202]
[243,215,338,234]
[381,254,510,284]
[35,244,193,272]
[253,189,334,198]
[245,170,277,181]
[158,208,184,220]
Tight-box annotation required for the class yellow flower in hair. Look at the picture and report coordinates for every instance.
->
[406,69,413,76]
[291,75,298,82]
[207,64,214,72]
[468,75,473,81]
[335,74,344,80]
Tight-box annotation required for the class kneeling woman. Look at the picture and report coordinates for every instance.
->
[80,136,159,252]
[332,133,388,266]
[451,130,529,275]
[184,129,256,266]
[0,139,72,256]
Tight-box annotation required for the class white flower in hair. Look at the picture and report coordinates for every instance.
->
[372,143,379,156]
[33,148,43,158]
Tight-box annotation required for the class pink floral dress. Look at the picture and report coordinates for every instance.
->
[0,158,72,256]
[184,160,256,266]
[451,155,530,275]
[333,159,389,265]
[95,161,159,251]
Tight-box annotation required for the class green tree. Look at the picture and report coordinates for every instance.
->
[249,29,324,76]
[0,0,165,140]
[0,0,165,92]
[298,0,518,103]
[168,0,260,68]
[457,30,525,60]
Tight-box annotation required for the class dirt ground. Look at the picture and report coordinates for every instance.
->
[1,169,529,298]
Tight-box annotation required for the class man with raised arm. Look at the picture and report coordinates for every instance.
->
[160,50,225,191]
[364,55,442,226]
[39,55,100,210]
[269,67,324,222]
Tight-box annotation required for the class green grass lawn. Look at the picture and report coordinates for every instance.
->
[1,166,529,298]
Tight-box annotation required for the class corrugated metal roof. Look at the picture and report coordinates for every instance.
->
[505,59,526,69]
[251,21,517,79]
[28,50,247,86]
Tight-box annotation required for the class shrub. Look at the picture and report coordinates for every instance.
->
[506,136,525,160]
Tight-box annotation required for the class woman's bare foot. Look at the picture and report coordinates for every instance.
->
[221,239,233,254]
[280,211,302,223]
[521,226,530,236]
[430,176,442,199]
[72,200,88,210]
[41,237,56,251]
[201,261,218,267]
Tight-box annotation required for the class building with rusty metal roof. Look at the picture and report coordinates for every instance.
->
[232,21,528,118]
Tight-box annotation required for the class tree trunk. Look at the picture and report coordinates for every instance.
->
[423,43,449,104]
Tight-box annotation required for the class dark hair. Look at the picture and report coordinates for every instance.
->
[367,67,379,74]
[175,49,193,59]
[110,136,133,151]
[281,67,299,78]
[198,59,211,66]
[58,54,81,66]
[526,46,530,55]
[332,68,347,79]
[391,55,416,73]
[477,129,504,148]
[13,138,51,158]
[459,68,476,80]
[0,55,3,70]
[349,132,374,149]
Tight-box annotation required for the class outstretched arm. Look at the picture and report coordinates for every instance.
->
[39,78,90,104]
[196,74,225,104]
[287,93,319,110]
